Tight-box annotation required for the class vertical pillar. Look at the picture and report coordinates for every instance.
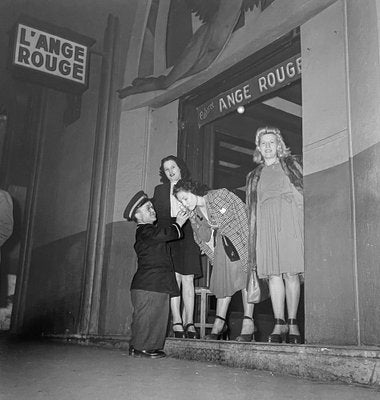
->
[346,0,380,346]
[100,100,178,336]
[79,14,120,335]
[301,0,358,345]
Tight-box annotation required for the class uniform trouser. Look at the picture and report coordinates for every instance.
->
[130,289,170,351]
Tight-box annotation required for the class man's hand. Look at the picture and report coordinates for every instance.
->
[175,209,189,227]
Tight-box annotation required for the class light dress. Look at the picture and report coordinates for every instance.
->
[191,207,246,298]
[256,162,304,278]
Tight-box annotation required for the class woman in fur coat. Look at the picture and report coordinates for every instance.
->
[246,126,304,344]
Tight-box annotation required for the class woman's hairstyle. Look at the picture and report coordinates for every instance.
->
[159,155,191,183]
[252,126,291,164]
[173,179,209,197]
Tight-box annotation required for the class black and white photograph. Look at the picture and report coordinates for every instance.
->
[0,0,379,399]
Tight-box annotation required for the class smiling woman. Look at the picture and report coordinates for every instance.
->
[152,156,202,339]
[246,126,303,344]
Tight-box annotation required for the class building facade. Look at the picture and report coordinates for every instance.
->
[0,0,379,347]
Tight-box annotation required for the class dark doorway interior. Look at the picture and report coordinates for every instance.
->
[204,80,303,341]
[211,81,302,194]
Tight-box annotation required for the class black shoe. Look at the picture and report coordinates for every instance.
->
[235,316,257,342]
[184,323,199,339]
[204,315,229,340]
[172,322,186,338]
[268,319,288,343]
[287,319,302,344]
[129,347,166,359]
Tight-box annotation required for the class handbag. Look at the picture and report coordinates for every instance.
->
[246,265,270,304]
[221,235,240,262]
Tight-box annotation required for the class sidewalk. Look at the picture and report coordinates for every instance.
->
[0,335,379,400]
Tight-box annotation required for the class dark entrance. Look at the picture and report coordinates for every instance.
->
[178,30,303,341]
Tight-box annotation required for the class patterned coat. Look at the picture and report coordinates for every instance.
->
[246,155,303,269]
[191,188,249,272]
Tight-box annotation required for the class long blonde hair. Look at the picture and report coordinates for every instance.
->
[253,126,291,164]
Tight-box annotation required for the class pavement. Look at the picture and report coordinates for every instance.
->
[0,334,379,400]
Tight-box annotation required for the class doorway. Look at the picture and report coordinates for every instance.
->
[178,31,303,341]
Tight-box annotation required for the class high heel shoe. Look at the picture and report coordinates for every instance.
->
[184,323,199,339]
[235,316,257,342]
[204,315,229,340]
[268,319,288,343]
[172,322,186,339]
[287,319,302,344]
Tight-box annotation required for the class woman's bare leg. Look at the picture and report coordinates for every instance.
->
[211,297,231,334]
[240,288,255,334]
[269,275,287,335]
[171,272,184,333]
[181,274,195,332]
[284,273,301,336]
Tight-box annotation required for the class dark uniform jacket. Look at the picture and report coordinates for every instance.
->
[131,222,182,296]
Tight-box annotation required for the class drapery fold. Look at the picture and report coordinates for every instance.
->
[117,0,243,98]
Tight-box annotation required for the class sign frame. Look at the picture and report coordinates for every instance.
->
[196,54,302,127]
[8,15,96,94]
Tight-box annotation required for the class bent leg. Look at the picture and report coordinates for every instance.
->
[211,297,231,334]
[240,288,256,335]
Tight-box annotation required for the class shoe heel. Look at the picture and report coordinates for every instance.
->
[287,319,302,344]
[204,315,229,341]
[235,316,256,342]
[268,319,288,343]
[184,323,199,339]
[172,322,186,339]
[221,325,230,340]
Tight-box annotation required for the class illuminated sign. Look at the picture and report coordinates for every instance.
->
[196,54,302,126]
[10,17,95,94]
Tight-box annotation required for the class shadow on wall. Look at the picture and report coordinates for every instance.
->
[21,232,87,337]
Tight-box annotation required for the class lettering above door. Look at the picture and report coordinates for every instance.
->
[196,54,301,126]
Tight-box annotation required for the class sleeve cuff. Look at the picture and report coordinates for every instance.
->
[172,222,183,238]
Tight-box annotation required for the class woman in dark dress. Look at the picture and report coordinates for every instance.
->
[152,156,202,338]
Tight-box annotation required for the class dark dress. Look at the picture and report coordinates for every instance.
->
[152,183,202,278]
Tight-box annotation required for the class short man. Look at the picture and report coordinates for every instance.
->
[123,190,188,359]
